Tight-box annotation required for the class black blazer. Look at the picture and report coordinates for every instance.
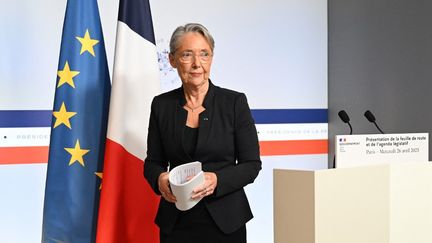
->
[144,81,261,234]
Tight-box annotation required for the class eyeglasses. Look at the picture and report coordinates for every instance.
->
[177,50,212,63]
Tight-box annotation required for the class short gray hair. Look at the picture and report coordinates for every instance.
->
[169,23,215,53]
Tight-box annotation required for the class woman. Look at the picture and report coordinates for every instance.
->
[144,23,261,243]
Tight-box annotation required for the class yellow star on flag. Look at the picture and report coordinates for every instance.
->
[57,61,79,88]
[52,102,77,129]
[76,29,99,57]
[64,140,90,167]
[95,172,103,189]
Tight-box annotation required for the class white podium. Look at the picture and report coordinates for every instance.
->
[274,162,432,243]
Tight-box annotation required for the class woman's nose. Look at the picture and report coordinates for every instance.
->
[191,55,201,68]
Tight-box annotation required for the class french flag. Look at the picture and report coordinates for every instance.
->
[96,0,160,242]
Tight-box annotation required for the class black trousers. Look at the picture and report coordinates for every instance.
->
[160,202,246,243]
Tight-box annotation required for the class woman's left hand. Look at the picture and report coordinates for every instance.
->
[191,172,217,199]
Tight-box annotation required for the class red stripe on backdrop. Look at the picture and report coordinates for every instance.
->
[260,140,328,156]
[96,139,159,243]
[0,140,328,165]
[0,146,49,165]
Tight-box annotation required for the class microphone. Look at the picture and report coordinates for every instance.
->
[364,110,384,134]
[338,110,353,135]
[334,110,353,169]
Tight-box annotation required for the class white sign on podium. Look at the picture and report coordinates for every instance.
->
[335,133,428,168]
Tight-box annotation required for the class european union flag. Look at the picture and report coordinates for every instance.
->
[42,0,110,242]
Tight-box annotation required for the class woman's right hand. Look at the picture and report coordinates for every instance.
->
[158,172,177,203]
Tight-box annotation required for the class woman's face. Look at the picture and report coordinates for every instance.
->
[169,32,213,87]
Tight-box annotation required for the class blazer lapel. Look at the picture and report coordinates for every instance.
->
[175,89,193,161]
[195,81,215,157]
[196,109,212,156]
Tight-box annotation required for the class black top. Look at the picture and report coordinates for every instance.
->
[144,81,261,234]
[183,126,198,159]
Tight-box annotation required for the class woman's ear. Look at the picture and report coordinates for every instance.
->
[169,53,177,68]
